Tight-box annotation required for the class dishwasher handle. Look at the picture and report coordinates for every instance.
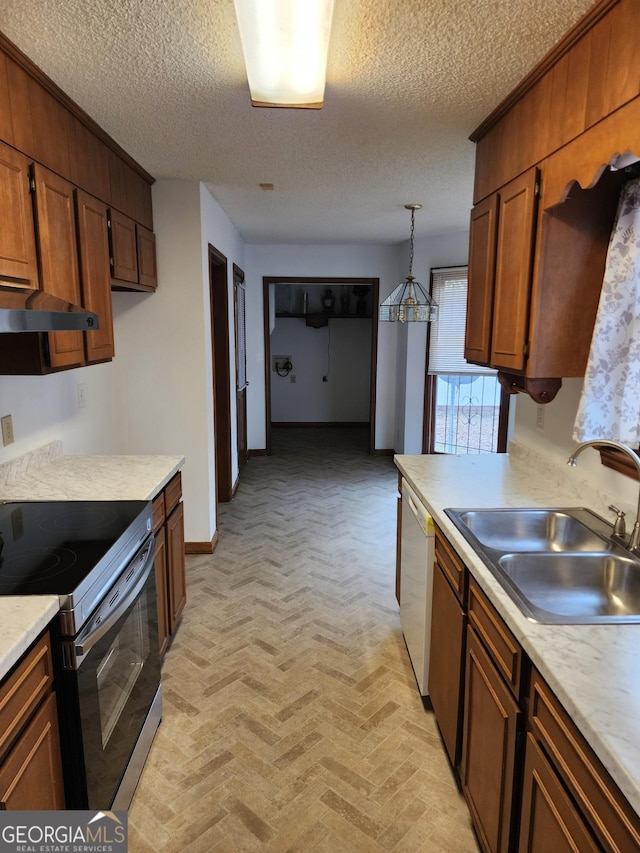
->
[402,478,434,535]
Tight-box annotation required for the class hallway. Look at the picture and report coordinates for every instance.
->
[129,428,478,851]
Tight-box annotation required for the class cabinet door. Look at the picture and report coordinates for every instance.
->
[461,625,521,853]
[0,141,38,287]
[166,501,186,633]
[0,691,65,810]
[465,193,498,365]
[518,732,598,853]
[109,208,138,283]
[75,190,115,363]
[154,526,169,658]
[490,168,539,372]
[136,224,157,289]
[33,164,84,368]
[428,559,465,767]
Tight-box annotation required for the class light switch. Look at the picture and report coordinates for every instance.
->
[1,414,14,446]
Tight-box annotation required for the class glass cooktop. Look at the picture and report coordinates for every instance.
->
[0,501,151,595]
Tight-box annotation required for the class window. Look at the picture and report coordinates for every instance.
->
[423,267,509,454]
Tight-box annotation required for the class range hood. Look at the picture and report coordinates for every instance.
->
[0,285,99,333]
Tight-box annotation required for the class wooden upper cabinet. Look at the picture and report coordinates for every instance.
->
[28,78,72,179]
[108,208,138,283]
[75,189,114,363]
[137,224,157,289]
[71,115,110,202]
[0,53,12,143]
[471,0,640,205]
[3,55,35,157]
[465,168,539,374]
[32,163,84,368]
[490,168,539,373]
[0,141,38,287]
[465,194,498,365]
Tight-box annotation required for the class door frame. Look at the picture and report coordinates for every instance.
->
[262,276,379,455]
[233,264,248,476]
[208,244,233,502]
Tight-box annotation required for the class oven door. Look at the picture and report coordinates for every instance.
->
[58,535,161,809]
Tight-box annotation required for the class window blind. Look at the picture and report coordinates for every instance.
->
[427,266,494,376]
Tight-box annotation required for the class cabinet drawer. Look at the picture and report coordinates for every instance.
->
[529,669,640,852]
[0,632,53,762]
[152,491,165,533]
[164,471,182,516]
[468,577,522,698]
[435,527,466,601]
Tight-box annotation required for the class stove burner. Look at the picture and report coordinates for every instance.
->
[0,500,152,597]
[39,506,120,533]
[0,547,77,582]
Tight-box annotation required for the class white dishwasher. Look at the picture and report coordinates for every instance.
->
[399,477,435,695]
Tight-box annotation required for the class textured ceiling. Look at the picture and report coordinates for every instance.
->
[0,0,595,244]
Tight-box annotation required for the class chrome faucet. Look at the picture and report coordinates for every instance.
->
[567,439,640,553]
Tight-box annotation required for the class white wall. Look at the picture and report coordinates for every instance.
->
[0,362,118,463]
[513,379,640,517]
[243,243,401,450]
[111,179,244,544]
[270,318,371,422]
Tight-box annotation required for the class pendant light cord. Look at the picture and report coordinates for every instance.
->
[408,208,415,279]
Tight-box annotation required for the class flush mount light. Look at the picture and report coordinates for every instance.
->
[233,0,335,109]
[379,204,439,323]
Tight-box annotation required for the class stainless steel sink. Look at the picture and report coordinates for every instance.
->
[497,553,640,623]
[456,508,610,553]
[445,507,640,623]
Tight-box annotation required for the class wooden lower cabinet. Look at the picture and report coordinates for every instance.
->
[166,499,186,632]
[518,732,599,852]
[0,692,65,810]
[154,525,169,658]
[428,557,465,766]
[0,631,65,809]
[429,529,640,853]
[152,472,186,657]
[461,624,521,853]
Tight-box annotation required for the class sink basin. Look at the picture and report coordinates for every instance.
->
[456,508,610,553]
[497,553,640,623]
[445,507,640,623]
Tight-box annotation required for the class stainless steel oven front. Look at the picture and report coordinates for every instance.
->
[55,534,162,810]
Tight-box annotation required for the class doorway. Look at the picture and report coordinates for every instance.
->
[262,277,379,455]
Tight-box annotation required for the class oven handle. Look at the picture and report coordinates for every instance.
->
[74,537,155,660]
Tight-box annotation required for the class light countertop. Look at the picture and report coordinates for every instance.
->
[0,449,185,682]
[0,453,184,502]
[0,596,60,680]
[395,448,640,818]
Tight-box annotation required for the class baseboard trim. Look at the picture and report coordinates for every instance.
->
[372,448,395,456]
[272,421,369,428]
[248,448,267,457]
[185,532,218,554]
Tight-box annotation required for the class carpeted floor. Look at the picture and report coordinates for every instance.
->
[128,427,479,852]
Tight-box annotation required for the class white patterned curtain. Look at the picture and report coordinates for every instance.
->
[573,176,640,444]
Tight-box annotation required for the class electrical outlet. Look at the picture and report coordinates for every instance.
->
[536,405,545,431]
[290,374,296,383]
[77,383,87,409]
[1,414,14,446]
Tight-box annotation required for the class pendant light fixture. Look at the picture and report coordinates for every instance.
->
[379,204,438,323]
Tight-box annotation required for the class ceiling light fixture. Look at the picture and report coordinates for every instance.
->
[233,0,335,109]
[379,204,438,323]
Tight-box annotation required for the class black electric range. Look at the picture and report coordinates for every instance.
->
[0,500,153,635]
